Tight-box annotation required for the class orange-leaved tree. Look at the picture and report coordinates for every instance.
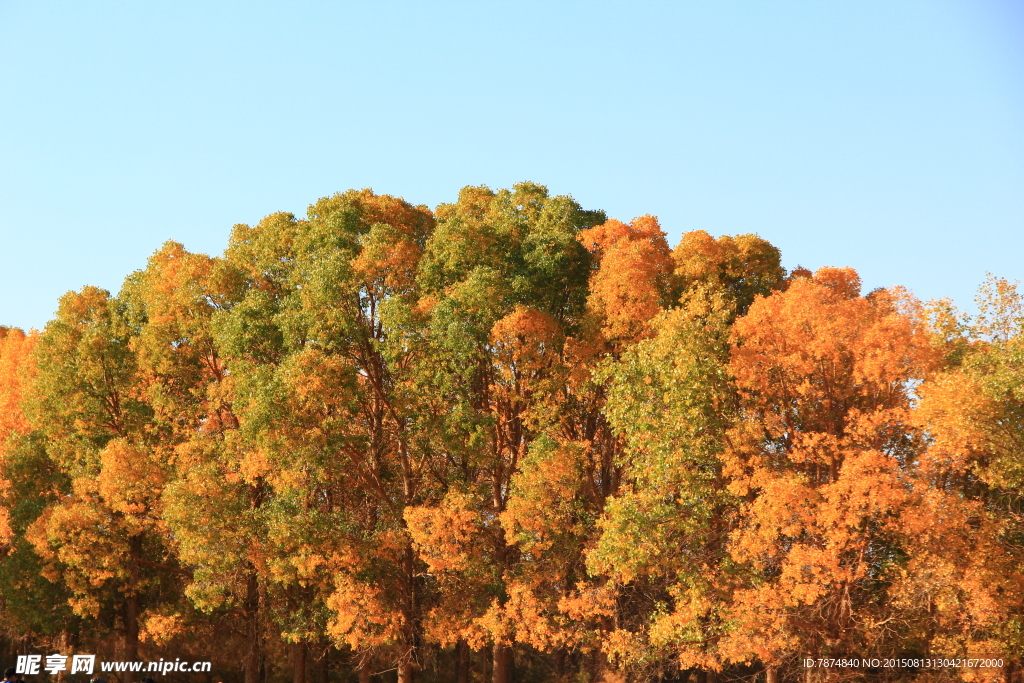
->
[0,327,81,646]
[906,276,1024,672]
[719,268,936,677]
[671,230,785,317]
[0,326,35,547]
[24,286,174,682]
[121,241,246,671]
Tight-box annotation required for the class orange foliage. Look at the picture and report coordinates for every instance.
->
[0,328,36,445]
[671,230,785,313]
[326,574,405,651]
[97,439,166,525]
[721,267,939,663]
[578,216,672,342]
[139,611,186,646]
[406,492,482,574]
[348,190,435,293]
[9,185,1024,682]
[0,328,36,546]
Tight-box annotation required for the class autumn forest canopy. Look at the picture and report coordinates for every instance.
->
[2,183,1024,683]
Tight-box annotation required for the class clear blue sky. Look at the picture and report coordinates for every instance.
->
[2,1,1022,331]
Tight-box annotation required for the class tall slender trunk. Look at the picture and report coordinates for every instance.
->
[491,643,512,683]
[244,567,262,683]
[357,659,371,683]
[124,593,139,664]
[244,477,267,683]
[291,641,306,683]
[455,641,470,683]
[312,645,329,683]
[124,534,142,683]
[594,649,620,683]
[395,542,417,683]
[57,629,71,683]
[397,660,414,683]
[490,480,512,683]
[765,666,778,683]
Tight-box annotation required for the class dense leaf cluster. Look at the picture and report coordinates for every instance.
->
[0,184,1022,683]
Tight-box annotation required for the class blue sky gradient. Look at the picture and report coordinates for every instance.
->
[2,1,1022,330]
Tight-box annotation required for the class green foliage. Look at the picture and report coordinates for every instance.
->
[5,183,1023,683]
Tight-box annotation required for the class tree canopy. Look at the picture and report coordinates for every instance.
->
[0,184,1021,683]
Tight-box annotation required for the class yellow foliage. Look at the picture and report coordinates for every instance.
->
[326,574,403,650]
[405,492,481,573]
[0,328,37,546]
[140,611,185,646]
[97,439,165,521]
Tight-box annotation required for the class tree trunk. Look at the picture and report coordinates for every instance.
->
[291,641,306,683]
[594,650,619,683]
[124,534,143,683]
[123,593,139,683]
[706,670,717,683]
[357,658,371,683]
[398,659,414,683]
[312,646,329,683]
[491,643,512,683]
[766,666,778,683]
[244,567,262,683]
[397,542,418,683]
[455,641,470,683]
[57,629,71,683]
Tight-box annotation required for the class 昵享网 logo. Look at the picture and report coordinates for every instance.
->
[16,655,95,675]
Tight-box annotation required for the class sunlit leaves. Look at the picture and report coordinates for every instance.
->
[6,183,1024,681]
